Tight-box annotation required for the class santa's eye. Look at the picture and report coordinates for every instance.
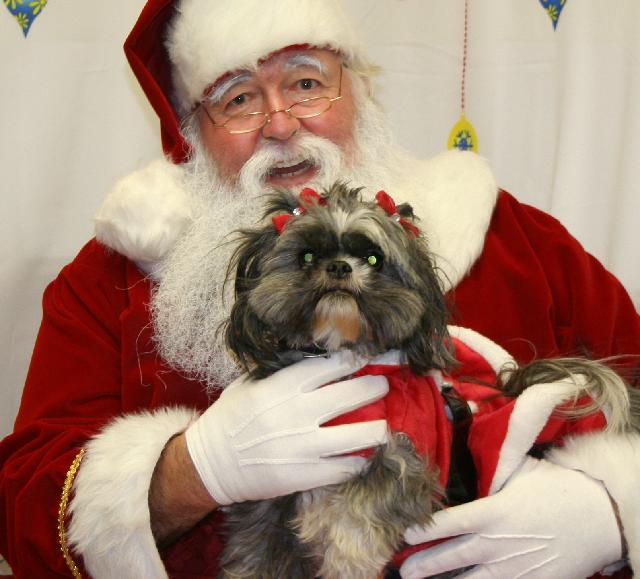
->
[300,251,315,266]
[366,252,383,269]
[231,94,246,106]
[298,78,319,90]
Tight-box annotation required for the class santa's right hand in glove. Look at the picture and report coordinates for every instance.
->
[186,351,389,505]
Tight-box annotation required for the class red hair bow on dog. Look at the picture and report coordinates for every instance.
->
[272,188,326,233]
[375,190,420,237]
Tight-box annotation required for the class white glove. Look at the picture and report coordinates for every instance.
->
[185,351,389,505]
[401,457,623,579]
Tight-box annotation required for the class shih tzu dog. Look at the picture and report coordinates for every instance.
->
[217,183,638,578]
[220,183,452,578]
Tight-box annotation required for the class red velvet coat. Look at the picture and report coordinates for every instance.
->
[1,191,639,578]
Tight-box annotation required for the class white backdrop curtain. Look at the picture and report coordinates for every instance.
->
[1,0,638,438]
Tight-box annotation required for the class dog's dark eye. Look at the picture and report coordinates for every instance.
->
[300,251,315,266]
[365,252,383,269]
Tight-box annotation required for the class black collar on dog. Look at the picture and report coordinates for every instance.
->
[441,383,477,505]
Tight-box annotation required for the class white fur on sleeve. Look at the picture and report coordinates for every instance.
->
[489,379,591,494]
[547,430,640,573]
[68,407,198,579]
[94,158,193,276]
[447,325,514,374]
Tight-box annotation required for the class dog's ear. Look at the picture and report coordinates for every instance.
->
[229,227,277,295]
[402,245,455,374]
[224,226,283,377]
[225,292,282,378]
[396,203,448,373]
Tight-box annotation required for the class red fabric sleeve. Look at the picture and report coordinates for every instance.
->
[0,241,131,578]
[451,191,640,381]
[1,239,216,578]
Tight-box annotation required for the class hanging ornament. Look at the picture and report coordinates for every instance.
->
[4,0,48,37]
[448,114,479,151]
[539,0,567,30]
[448,0,479,152]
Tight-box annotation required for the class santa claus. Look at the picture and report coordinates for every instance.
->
[1,1,639,578]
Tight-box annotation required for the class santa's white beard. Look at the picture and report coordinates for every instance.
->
[150,88,404,391]
[149,182,251,391]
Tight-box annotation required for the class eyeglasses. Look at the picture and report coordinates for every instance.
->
[200,66,343,135]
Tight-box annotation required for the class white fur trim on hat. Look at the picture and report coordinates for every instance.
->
[94,157,193,276]
[67,407,198,579]
[547,430,640,574]
[166,0,371,115]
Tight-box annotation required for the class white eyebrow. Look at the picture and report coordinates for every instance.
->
[205,56,327,105]
[284,54,327,75]
[206,72,253,105]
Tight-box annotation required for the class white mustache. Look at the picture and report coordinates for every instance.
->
[238,132,343,192]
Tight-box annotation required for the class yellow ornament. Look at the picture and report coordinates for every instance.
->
[447,114,479,152]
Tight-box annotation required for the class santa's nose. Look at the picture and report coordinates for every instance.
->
[326,260,352,279]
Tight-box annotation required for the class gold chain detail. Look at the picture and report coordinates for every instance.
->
[58,448,85,578]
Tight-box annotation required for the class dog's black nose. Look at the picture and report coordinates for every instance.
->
[326,260,352,279]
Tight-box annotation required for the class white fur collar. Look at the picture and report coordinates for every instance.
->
[94,150,497,287]
[94,158,193,277]
[393,150,498,291]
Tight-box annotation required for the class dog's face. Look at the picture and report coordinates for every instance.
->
[226,183,451,377]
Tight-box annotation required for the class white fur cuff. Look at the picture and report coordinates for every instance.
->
[447,325,514,373]
[547,430,640,573]
[68,407,198,579]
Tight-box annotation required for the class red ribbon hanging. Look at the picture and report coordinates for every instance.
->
[272,188,326,233]
[375,190,420,237]
[272,213,294,233]
[299,188,326,209]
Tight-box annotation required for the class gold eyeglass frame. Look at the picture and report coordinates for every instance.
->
[200,66,343,135]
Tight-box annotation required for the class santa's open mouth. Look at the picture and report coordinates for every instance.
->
[266,159,317,185]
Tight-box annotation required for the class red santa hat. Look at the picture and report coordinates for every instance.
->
[125,0,372,164]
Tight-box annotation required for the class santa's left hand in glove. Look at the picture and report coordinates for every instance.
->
[400,457,624,579]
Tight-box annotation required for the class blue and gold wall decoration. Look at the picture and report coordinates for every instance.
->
[4,0,48,37]
[448,115,478,152]
[539,0,567,30]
